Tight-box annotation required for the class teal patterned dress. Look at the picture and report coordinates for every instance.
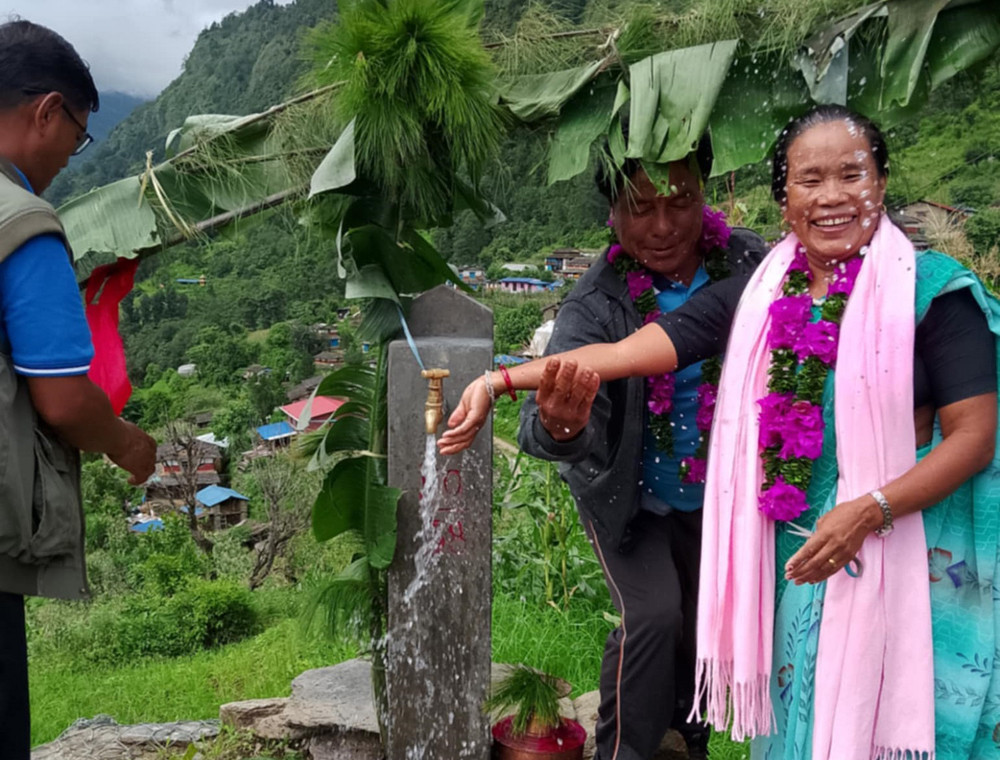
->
[753,252,1000,759]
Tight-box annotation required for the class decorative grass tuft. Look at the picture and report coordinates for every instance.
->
[303,0,506,223]
[485,663,564,737]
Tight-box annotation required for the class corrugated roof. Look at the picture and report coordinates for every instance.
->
[146,472,220,488]
[196,485,250,507]
[257,421,296,441]
[130,519,164,533]
[280,396,344,423]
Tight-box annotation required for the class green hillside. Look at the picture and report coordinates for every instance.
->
[46,0,335,208]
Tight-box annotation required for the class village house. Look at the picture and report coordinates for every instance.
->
[255,420,297,446]
[456,265,485,286]
[895,200,975,250]
[500,262,532,274]
[144,440,224,510]
[544,248,582,273]
[279,395,345,432]
[561,254,597,279]
[285,375,322,402]
[195,485,250,531]
[313,350,341,369]
[492,277,561,294]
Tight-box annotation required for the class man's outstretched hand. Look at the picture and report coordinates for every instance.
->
[534,358,600,442]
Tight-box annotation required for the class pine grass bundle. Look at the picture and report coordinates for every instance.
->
[304,0,505,222]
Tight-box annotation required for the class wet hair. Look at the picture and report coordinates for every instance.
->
[595,114,713,203]
[0,20,99,114]
[771,104,887,205]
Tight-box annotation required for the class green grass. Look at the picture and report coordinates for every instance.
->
[31,589,749,758]
[492,591,608,698]
[30,617,355,746]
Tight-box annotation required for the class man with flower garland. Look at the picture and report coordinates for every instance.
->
[517,142,766,760]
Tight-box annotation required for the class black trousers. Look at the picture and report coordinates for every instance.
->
[0,592,29,759]
[585,509,703,760]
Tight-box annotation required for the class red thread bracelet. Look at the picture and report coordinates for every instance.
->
[497,365,518,401]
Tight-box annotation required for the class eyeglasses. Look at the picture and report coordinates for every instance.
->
[59,105,93,155]
[21,88,93,156]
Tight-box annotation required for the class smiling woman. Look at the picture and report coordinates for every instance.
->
[773,108,887,271]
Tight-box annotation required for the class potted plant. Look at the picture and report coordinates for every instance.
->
[486,665,587,759]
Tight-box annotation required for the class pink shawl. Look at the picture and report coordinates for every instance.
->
[693,217,935,759]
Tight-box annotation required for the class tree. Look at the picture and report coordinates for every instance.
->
[244,455,316,589]
[247,373,286,420]
[337,318,365,366]
[486,261,508,282]
[185,325,256,387]
[495,302,543,354]
[212,394,259,455]
[949,176,996,210]
[966,209,1000,256]
[263,321,323,381]
[164,421,216,555]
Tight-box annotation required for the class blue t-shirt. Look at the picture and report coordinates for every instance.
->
[0,168,94,377]
[640,265,710,513]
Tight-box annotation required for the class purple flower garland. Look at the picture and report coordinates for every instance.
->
[608,205,731,484]
[757,246,864,521]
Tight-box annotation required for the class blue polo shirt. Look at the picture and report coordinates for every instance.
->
[0,167,94,377]
[640,265,710,514]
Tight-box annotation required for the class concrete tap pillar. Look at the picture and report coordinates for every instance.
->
[386,285,493,760]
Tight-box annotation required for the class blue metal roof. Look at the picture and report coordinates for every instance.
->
[179,505,207,516]
[196,485,250,507]
[256,420,296,440]
[130,519,163,533]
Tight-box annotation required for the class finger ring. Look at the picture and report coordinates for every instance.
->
[827,558,837,567]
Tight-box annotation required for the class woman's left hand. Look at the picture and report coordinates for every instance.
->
[784,495,883,584]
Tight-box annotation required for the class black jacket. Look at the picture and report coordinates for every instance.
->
[518,228,767,551]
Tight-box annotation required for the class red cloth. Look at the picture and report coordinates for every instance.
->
[85,258,139,415]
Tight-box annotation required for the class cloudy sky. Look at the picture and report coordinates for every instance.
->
[2,0,294,98]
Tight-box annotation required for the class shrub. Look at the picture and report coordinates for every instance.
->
[86,594,196,663]
[965,209,1000,256]
[174,579,260,648]
[949,175,996,209]
[139,553,201,596]
[211,525,255,582]
[495,302,543,354]
[31,580,260,666]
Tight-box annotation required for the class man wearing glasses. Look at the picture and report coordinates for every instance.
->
[0,20,156,757]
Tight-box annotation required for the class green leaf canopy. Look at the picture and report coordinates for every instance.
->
[312,457,400,569]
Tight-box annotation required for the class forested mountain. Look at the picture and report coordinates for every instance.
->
[46,0,336,207]
[85,92,147,144]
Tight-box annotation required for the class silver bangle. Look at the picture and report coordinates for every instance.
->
[870,489,894,538]
[483,370,496,404]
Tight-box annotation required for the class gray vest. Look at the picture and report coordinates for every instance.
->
[0,159,88,600]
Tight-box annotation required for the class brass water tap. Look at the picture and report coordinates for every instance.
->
[421,369,450,435]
